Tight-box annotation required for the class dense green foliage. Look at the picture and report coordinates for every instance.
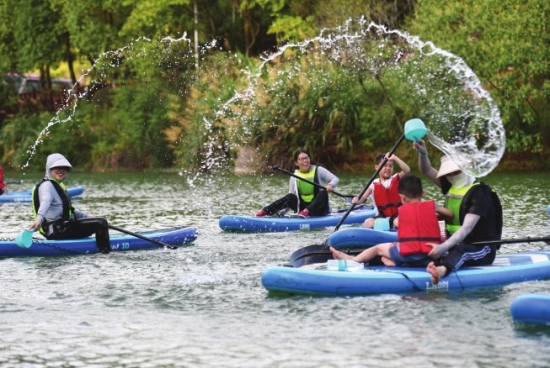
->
[407,0,550,161]
[0,0,549,172]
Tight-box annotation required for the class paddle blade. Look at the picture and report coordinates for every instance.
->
[289,244,329,267]
[288,244,364,268]
[404,118,427,142]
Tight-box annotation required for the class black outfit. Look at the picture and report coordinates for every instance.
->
[434,179,503,273]
[47,218,111,254]
[263,191,330,216]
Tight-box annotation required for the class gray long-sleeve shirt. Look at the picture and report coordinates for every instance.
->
[34,154,86,235]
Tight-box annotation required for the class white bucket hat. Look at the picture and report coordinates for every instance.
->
[436,155,461,178]
[46,153,73,172]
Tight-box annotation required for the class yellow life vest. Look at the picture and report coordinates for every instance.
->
[294,166,317,203]
[444,182,479,235]
[32,178,74,235]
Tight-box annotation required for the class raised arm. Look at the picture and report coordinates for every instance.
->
[387,153,410,179]
[413,140,441,188]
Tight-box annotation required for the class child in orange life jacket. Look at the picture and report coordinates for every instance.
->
[330,174,454,266]
[352,152,411,229]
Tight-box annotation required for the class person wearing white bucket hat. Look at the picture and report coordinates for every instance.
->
[28,153,111,254]
[412,140,503,285]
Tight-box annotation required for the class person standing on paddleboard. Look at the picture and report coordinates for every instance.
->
[256,149,339,218]
[413,140,503,285]
[351,152,410,229]
[28,153,111,254]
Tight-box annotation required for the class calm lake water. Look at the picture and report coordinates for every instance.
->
[1,170,550,367]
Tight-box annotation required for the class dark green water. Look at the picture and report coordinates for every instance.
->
[1,171,550,367]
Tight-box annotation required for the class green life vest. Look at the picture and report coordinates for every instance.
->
[444,182,479,235]
[294,166,317,203]
[32,178,75,235]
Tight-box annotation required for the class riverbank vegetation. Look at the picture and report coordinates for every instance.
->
[1,0,548,172]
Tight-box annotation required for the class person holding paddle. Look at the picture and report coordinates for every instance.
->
[256,149,339,218]
[351,152,410,229]
[413,140,503,284]
[330,174,453,266]
[28,153,111,254]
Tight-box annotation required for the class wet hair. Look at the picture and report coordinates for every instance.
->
[294,149,310,162]
[398,174,423,198]
[375,153,386,165]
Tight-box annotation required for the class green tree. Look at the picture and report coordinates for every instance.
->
[407,0,550,157]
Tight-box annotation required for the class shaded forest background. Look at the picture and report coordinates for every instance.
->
[1,0,548,173]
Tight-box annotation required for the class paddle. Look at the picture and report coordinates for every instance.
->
[286,118,433,267]
[271,165,355,203]
[108,225,178,250]
[288,235,550,268]
[6,180,22,185]
[332,118,427,231]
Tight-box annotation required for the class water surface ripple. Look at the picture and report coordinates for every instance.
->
[1,171,550,367]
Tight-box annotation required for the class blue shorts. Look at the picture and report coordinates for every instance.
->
[388,243,429,266]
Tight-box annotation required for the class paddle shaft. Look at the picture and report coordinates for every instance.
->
[272,166,352,200]
[333,134,406,231]
[470,235,550,246]
[108,225,177,250]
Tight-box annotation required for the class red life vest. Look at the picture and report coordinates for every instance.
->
[372,175,401,217]
[397,200,442,256]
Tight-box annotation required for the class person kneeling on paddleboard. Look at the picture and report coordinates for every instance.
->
[330,174,453,266]
[28,153,111,254]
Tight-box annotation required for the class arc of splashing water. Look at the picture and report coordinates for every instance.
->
[23,19,505,178]
[220,18,505,178]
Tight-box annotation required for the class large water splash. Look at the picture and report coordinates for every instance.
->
[24,18,505,178]
[228,18,505,177]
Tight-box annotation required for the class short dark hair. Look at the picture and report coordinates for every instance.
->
[398,174,423,198]
[294,149,310,162]
[375,153,386,165]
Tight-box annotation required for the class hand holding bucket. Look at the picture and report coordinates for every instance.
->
[15,229,34,248]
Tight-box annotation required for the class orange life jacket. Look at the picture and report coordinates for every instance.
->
[373,175,401,217]
[397,200,441,256]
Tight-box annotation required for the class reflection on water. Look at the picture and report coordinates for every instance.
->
[1,171,550,366]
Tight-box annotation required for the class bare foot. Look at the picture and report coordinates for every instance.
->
[381,256,396,266]
[329,246,354,260]
[427,262,446,285]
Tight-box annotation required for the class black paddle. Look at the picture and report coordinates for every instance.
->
[6,181,22,185]
[271,165,355,203]
[108,225,178,250]
[288,235,550,268]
